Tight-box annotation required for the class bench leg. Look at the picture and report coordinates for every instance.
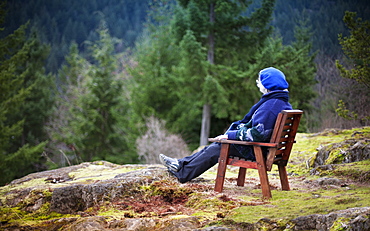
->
[237,167,246,186]
[215,143,230,193]
[278,165,290,191]
[254,146,272,199]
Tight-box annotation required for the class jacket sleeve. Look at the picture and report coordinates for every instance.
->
[227,99,287,142]
[227,113,275,142]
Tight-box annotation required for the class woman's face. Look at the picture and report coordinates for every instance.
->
[256,77,268,94]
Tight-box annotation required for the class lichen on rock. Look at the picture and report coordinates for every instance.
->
[1,127,370,230]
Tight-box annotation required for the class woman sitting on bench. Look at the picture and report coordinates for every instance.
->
[159,67,293,183]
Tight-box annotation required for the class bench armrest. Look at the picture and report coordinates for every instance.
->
[208,138,278,148]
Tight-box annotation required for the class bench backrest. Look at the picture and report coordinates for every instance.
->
[266,110,303,169]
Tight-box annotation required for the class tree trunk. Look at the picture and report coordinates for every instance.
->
[199,2,215,146]
[207,2,215,65]
[200,104,212,146]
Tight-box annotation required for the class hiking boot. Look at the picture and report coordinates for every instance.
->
[159,154,180,172]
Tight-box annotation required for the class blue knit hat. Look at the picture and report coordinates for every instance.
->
[259,67,289,90]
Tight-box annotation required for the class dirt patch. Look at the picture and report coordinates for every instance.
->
[114,194,192,217]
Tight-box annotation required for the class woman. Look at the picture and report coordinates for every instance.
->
[160,67,293,183]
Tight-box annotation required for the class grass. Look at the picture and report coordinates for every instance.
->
[227,185,370,224]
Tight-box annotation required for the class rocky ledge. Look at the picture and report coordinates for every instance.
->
[1,127,370,230]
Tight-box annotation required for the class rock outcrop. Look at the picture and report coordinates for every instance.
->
[1,127,370,230]
[310,130,370,167]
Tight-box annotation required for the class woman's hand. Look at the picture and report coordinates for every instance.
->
[214,134,228,141]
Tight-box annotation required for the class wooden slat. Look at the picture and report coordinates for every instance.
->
[265,148,277,171]
[208,138,279,148]
[278,165,290,191]
[227,158,258,169]
[237,167,246,186]
[254,146,271,199]
[214,143,230,192]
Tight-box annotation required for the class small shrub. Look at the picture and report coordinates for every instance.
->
[136,116,191,164]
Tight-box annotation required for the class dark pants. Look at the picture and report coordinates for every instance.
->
[171,142,254,183]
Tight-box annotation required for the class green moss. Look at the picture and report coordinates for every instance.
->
[187,194,236,210]
[98,208,127,217]
[0,178,49,195]
[0,203,76,228]
[326,149,344,165]
[331,160,370,182]
[187,192,252,221]
[1,187,79,228]
[0,206,27,223]
[290,127,370,173]
[330,217,351,231]
[227,185,370,224]
[67,164,141,183]
[146,180,193,198]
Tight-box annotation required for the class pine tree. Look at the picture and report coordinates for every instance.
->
[335,11,370,124]
[16,29,54,147]
[336,11,370,88]
[130,0,275,148]
[129,0,182,126]
[54,22,129,163]
[0,8,46,185]
[46,42,89,166]
[174,0,276,145]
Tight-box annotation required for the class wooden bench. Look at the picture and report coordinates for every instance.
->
[208,110,303,199]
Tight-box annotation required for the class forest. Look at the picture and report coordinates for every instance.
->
[0,0,369,185]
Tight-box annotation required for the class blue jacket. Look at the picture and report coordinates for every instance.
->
[226,90,292,142]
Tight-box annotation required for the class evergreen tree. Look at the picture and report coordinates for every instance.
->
[16,29,54,147]
[0,8,46,185]
[46,42,89,166]
[130,0,276,147]
[336,11,370,88]
[170,30,211,144]
[129,0,181,127]
[335,11,370,124]
[174,0,276,145]
[78,23,124,161]
[50,22,132,163]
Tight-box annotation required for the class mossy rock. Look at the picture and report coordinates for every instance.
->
[1,127,370,230]
[309,127,370,167]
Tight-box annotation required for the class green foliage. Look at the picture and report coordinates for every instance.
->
[336,11,370,88]
[335,11,370,124]
[2,0,370,75]
[129,1,188,137]
[336,100,358,120]
[173,0,275,68]
[130,0,318,147]
[14,29,55,147]
[0,9,49,185]
[48,22,135,164]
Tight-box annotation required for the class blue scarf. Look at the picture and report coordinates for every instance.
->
[239,90,289,123]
